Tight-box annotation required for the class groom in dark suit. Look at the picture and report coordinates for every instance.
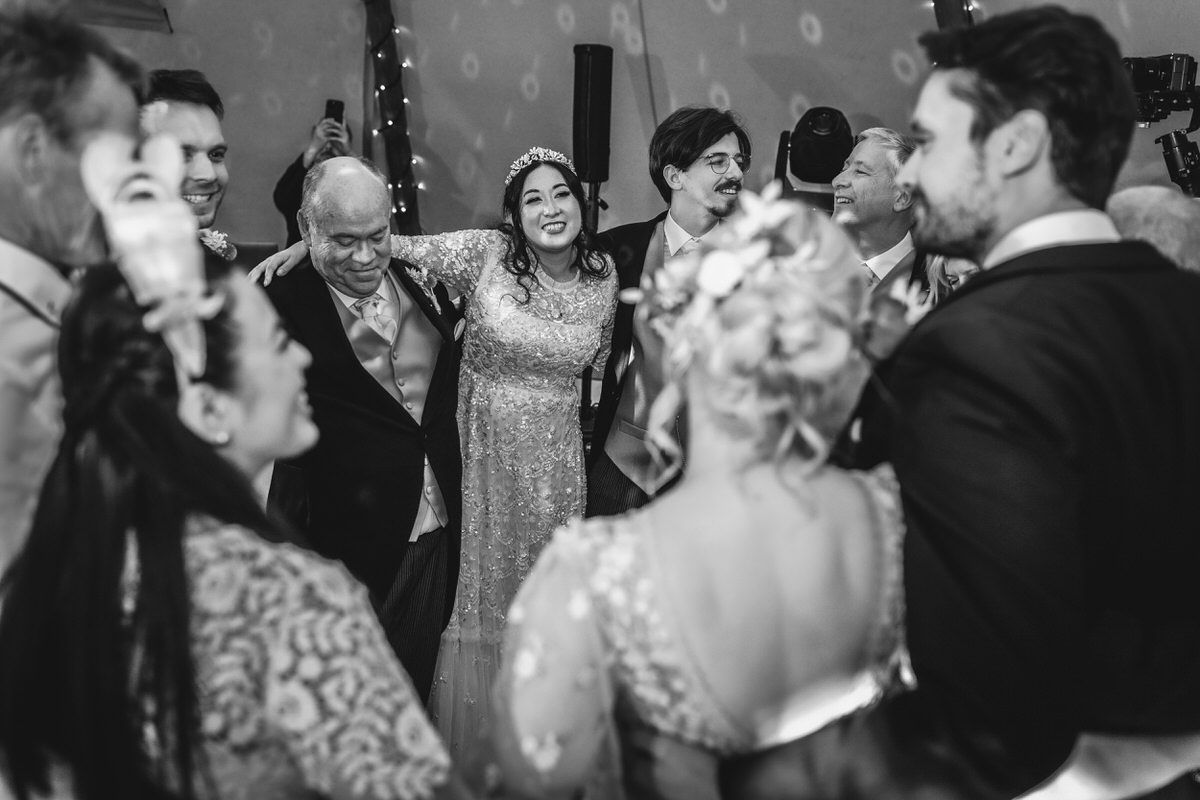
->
[724,6,1200,799]
[586,106,751,517]
[265,156,461,701]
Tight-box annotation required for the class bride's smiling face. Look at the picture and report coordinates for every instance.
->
[517,164,583,261]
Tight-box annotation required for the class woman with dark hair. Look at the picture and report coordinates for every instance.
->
[0,237,471,799]
[253,146,617,763]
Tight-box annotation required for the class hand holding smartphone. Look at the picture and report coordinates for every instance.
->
[323,99,344,125]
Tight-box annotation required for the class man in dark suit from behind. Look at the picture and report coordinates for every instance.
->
[586,106,750,517]
[723,6,1200,799]
[265,156,461,701]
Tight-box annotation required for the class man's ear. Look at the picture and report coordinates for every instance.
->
[893,181,914,214]
[10,113,51,186]
[177,381,236,448]
[297,212,313,247]
[663,164,684,192]
[996,109,1050,178]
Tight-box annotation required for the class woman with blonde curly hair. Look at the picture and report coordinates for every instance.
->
[487,190,910,800]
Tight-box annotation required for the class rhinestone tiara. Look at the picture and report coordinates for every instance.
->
[505,146,576,187]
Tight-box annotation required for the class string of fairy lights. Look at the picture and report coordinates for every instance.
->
[363,0,422,233]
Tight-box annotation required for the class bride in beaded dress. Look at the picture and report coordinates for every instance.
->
[253,147,617,763]
[488,191,911,800]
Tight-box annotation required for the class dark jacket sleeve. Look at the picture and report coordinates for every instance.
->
[273,154,307,247]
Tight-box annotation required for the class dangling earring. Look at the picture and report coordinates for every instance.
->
[210,430,231,446]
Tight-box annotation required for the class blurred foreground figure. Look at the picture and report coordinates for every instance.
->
[0,134,473,800]
[0,6,140,576]
[723,6,1200,799]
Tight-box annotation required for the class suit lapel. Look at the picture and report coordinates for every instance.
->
[607,213,667,373]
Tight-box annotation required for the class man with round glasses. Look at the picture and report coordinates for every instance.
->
[586,105,751,517]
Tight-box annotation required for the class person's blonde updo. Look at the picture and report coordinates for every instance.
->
[631,188,870,484]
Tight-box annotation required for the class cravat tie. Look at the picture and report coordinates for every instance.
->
[679,237,701,256]
[353,292,398,342]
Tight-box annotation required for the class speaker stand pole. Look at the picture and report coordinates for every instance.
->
[580,180,602,427]
[585,181,602,233]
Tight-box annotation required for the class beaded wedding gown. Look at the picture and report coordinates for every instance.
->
[389,230,616,763]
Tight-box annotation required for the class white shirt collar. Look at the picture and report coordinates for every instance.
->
[864,232,915,280]
[328,270,395,310]
[0,237,71,325]
[983,210,1119,269]
[664,211,720,255]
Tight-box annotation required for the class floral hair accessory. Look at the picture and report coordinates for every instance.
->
[505,146,576,187]
[80,132,224,382]
[620,182,857,372]
[622,182,867,489]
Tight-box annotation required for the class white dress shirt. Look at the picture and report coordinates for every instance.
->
[983,209,1119,269]
[664,211,721,256]
[865,232,915,283]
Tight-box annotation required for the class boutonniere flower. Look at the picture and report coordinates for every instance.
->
[405,264,442,314]
[861,278,934,362]
[199,229,237,262]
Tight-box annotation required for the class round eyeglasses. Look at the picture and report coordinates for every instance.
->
[697,153,751,175]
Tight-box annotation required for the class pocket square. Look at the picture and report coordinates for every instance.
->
[453,319,467,341]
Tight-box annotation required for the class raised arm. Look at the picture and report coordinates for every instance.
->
[387,229,500,297]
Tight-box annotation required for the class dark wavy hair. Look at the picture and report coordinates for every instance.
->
[146,69,223,119]
[917,5,1136,209]
[649,106,751,204]
[0,259,290,800]
[497,159,610,304]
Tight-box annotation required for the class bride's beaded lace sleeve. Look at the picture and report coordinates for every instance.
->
[390,230,502,296]
[188,522,451,799]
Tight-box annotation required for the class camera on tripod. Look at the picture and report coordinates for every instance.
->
[1124,54,1196,124]
[1123,53,1200,197]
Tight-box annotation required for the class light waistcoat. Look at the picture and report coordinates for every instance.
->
[329,270,448,540]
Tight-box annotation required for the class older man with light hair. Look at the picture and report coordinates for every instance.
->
[831,126,926,295]
[262,156,463,702]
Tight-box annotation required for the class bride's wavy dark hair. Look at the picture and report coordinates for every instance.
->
[0,260,288,800]
[497,159,610,304]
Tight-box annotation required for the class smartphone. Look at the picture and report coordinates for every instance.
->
[324,99,344,125]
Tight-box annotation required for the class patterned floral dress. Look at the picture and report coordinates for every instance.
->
[0,519,456,800]
[188,517,453,799]
[390,231,617,762]
[490,465,911,799]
